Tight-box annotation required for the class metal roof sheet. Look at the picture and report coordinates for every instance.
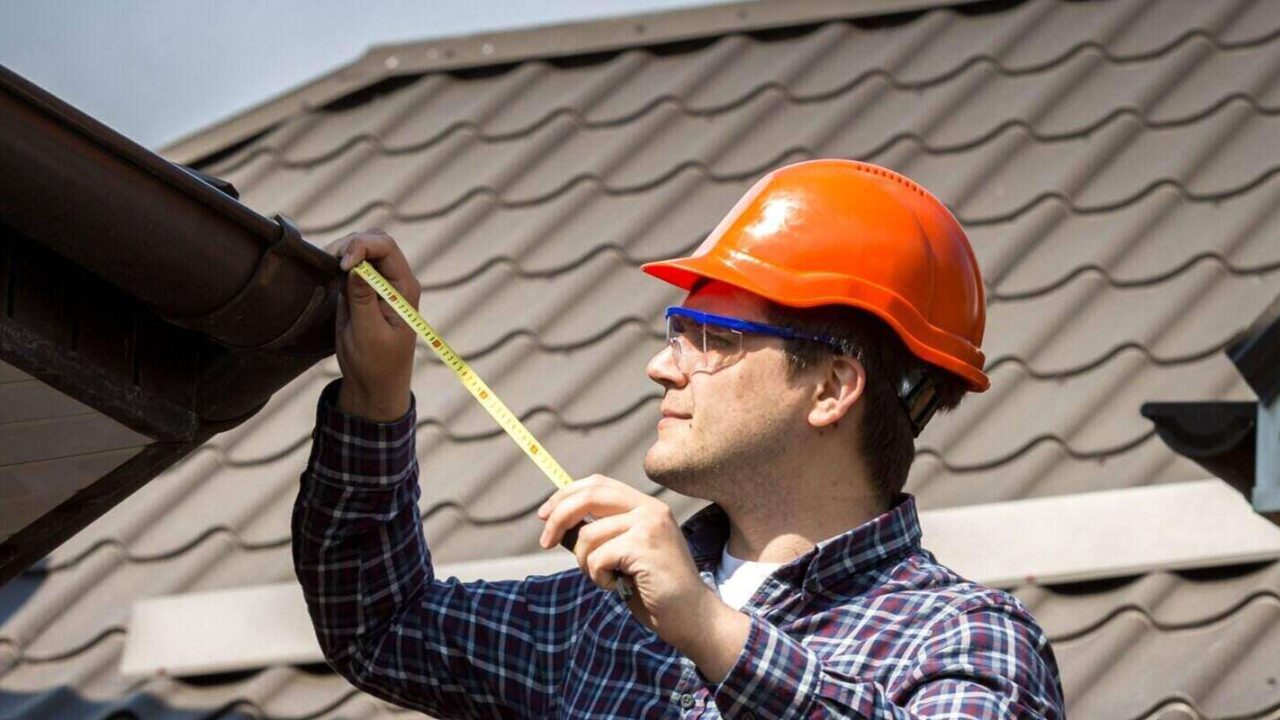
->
[5,0,1280,717]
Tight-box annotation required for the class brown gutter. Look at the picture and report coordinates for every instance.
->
[0,63,344,424]
[0,64,340,346]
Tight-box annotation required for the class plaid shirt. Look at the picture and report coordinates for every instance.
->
[293,378,1066,719]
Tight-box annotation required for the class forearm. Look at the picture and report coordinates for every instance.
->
[292,378,429,679]
[294,377,493,717]
[691,606,1063,719]
[337,374,411,422]
[672,589,751,684]
[293,378,584,718]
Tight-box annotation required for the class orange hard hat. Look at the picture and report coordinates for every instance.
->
[641,158,989,394]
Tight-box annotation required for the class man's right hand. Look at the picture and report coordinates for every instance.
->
[324,229,422,422]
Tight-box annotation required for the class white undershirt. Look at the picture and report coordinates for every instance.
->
[713,544,784,611]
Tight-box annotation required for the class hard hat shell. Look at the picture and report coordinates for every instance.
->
[641,159,989,392]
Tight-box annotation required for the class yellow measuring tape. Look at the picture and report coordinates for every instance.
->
[351,260,633,598]
[352,260,574,488]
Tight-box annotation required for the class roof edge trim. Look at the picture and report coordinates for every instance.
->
[0,437,213,587]
[160,0,986,165]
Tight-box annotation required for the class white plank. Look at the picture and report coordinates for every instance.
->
[920,479,1280,586]
[121,582,322,679]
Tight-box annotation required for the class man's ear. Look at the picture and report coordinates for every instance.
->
[808,354,865,428]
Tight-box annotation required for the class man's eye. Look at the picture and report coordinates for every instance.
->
[704,330,736,348]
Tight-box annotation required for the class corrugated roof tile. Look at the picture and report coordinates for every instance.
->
[6,1,1280,716]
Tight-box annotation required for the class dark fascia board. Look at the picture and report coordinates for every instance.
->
[0,224,330,584]
[0,64,348,584]
[0,437,214,587]
[161,0,987,166]
[1228,293,1280,406]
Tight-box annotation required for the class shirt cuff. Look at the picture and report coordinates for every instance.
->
[308,377,418,492]
[712,613,820,719]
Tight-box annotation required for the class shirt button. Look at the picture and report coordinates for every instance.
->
[680,693,695,708]
[805,576,821,594]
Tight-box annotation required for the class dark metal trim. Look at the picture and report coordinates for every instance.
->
[0,65,270,236]
[0,434,215,586]
[160,0,988,166]
[1141,401,1257,497]
[1228,293,1280,406]
[0,319,198,442]
[176,164,241,200]
[0,64,342,355]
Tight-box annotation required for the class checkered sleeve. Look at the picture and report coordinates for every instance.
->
[711,595,1065,719]
[292,378,599,719]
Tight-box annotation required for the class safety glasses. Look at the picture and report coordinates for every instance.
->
[664,306,840,376]
[664,307,943,438]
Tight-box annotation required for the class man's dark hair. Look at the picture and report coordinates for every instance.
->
[762,301,971,508]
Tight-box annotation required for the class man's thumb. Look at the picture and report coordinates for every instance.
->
[346,271,383,322]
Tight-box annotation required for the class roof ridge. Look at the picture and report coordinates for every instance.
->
[918,429,1159,474]
[206,23,1280,175]
[162,0,984,165]
[1049,589,1280,644]
[989,252,1280,303]
[1127,693,1280,720]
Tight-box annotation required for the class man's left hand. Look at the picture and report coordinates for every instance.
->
[537,475,731,653]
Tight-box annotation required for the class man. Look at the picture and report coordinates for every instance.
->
[293,159,1066,718]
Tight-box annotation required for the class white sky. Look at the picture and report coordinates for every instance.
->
[0,0,734,151]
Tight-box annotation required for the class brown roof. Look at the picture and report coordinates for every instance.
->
[5,0,1280,717]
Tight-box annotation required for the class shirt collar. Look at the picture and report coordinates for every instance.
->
[680,492,923,595]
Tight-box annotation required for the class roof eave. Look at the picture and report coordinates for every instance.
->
[0,63,347,583]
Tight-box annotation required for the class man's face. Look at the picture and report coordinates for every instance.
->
[643,281,818,502]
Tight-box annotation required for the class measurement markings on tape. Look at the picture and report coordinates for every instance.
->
[353,260,574,488]
[351,260,633,599]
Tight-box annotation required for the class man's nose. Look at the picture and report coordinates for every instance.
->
[647,340,686,387]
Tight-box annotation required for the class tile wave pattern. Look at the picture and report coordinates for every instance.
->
[5,1,1280,718]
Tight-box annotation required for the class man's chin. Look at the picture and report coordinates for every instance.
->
[644,452,708,498]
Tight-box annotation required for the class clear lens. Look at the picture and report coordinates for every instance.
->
[666,314,744,375]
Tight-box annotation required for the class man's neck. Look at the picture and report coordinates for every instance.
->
[719,488,886,564]
[701,437,885,564]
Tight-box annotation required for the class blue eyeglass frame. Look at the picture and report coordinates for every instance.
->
[665,306,941,437]
[664,307,842,348]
